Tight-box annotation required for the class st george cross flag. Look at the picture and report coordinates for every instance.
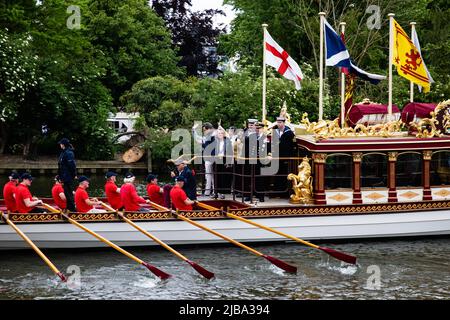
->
[264,29,303,90]
[411,26,434,92]
[393,19,430,92]
[324,19,386,84]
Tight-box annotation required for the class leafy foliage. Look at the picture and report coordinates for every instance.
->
[152,0,226,76]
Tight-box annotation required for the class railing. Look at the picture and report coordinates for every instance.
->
[169,154,305,203]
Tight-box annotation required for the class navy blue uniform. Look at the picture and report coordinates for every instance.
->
[58,148,77,211]
[173,166,197,200]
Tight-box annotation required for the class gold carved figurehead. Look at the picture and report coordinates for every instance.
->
[287,157,313,204]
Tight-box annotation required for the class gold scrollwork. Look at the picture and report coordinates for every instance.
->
[312,153,327,163]
[301,112,404,140]
[409,100,450,138]
[423,150,433,160]
[388,152,398,161]
[353,152,363,162]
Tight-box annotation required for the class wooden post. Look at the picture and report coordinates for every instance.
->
[388,152,398,202]
[318,12,326,121]
[340,22,346,128]
[423,150,432,201]
[312,153,327,205]
[262,23,268,123]
[409,22,416,103]
[388,13,395,119]
[352,153,363,204]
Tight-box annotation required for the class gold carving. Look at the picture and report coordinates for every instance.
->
[423,150,432,160]
[312,153,327,163]
[9,213,60,222]
[388,152,398,161]
[229,201,450,218]
[301,113,404,140]
[408,100,450,138]
[353,152,363,162]
[287,157,313,204]
[328,193,350,202]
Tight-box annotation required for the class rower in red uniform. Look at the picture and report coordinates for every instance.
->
[170,176,196,211]
[146,174,164,206]
[104,171,123,210]
[51,175,67,211]
[74,176,106,213]
[3,172,20,212]
[120,172,150,212]
[15,173,46,213]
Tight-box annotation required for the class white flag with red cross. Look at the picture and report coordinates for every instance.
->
[264,29,303,90]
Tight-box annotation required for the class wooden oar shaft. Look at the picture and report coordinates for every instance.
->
[227,212,320,249]
[196,202,320,249]
[174,213,264,257]
[62,213,144,265]
[197,202,356,265]
[99,202,189,262]
[117,212,189,262]
[148,200,169,212]
[41,203,60,213]
[2,213,66,281]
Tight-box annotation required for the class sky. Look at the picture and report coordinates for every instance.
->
[190,0,236,30]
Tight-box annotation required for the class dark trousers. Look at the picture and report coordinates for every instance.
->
[215,164,232,194]
[63,181,76,212]
[274,160,289,196]
[30,207,47,213]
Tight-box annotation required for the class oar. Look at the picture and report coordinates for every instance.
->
[1,212,67,282]
[99,201,214,280]
[196,202,357,265]
[146,201,296,273]
[41,203,171,280]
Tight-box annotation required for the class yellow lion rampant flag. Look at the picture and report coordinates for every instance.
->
[393,19,430,92]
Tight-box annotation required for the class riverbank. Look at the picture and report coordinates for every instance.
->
[0,155,149,175]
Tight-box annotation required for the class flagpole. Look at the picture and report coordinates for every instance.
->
[388,13,395,119]
[409,21,416,103]
[319,12,326,121]
[262,23,268,124]
[340,22,346,128]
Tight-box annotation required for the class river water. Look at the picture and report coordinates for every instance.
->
[0,238,449,300]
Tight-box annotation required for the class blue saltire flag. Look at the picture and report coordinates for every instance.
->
[324,19,386,84]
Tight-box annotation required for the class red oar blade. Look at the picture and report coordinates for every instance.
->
[319,247,357,265]
[263,255,297,273]
[142,262,172,280]
[186,260,215,280]
[57,272,67,282]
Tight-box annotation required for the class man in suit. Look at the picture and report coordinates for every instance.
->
[171,160,197,200]
[272,117,295,197]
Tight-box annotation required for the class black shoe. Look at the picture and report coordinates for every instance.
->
[244,197,251,202]
[258,197,265,202]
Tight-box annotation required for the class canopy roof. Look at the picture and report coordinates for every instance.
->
[401,102,437,123]
[347,103,400,126]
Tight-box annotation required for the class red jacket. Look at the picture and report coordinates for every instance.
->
[120,183,146,211]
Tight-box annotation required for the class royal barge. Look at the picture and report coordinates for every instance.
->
[1,101,449,251]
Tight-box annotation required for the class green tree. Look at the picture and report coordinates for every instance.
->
[85,0,184,106]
